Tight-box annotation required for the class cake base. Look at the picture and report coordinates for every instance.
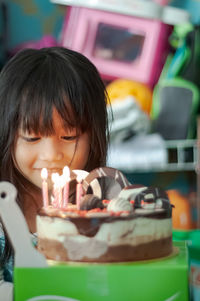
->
[47,246,179,266]
[38,236,172,263]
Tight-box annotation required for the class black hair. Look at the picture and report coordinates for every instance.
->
[0,47,109,263]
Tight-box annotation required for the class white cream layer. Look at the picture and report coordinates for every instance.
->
[37,215,172,260]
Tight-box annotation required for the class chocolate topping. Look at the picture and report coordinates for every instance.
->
[80,194,104,210]
[134,186,172,216]
[82,167,130,199]
[124,184,145,190]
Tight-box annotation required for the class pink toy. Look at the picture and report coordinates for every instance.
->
[60,7,172,87]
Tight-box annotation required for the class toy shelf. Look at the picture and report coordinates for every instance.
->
[114,139,197,174]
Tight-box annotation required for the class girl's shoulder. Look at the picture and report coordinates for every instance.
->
[0,223,13,282]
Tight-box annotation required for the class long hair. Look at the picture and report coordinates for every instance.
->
[0,47,109,263]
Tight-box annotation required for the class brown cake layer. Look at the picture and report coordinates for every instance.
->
[38,236,172,263]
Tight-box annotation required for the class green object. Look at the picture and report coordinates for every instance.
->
[151,77,200,140]
[169,23,193,50]
[14,241,189,301]
[173,229,200,246]
[167,23,194,79]
[151,25,200,140]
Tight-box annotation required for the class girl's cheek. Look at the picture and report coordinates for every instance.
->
[60,140,76,155]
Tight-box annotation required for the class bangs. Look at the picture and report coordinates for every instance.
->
[18,92,81,135]
[17,56,89,135]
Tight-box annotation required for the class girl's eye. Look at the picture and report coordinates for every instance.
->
[61,136,78,141]
[22,136,40,142]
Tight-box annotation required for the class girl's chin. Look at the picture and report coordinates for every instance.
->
[31,181,52,191]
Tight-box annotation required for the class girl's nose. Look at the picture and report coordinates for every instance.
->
[39,138,63,161]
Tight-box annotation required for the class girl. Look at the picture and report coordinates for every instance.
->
[0,46,109,281]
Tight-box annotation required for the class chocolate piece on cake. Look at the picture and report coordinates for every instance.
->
[80,194,104,210]
[82,167,130,200]
[134,186,171,211]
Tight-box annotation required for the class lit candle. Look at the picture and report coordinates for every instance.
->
[58,176,65,208]
[51,173,60,208]
[62,166,70,208]
[76,174,83,210]
[41,168,49,208]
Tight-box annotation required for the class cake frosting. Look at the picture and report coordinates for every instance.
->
[37,167,173,263]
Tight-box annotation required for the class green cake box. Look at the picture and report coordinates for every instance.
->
[0,182,189,301]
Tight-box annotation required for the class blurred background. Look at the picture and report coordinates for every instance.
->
[2,0,200,231]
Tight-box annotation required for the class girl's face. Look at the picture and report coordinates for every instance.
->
[14,110,90,190]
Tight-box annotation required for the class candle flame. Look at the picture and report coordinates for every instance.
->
[41,168,48,180]
[51,172,59,184]
[59,175,66,188]
[63,166,70,180]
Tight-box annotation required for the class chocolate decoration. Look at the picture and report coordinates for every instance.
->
[118,184,147,202]
[80,194,104,210]
[123,184,145,190]
[82,167,130,200]
[134,186,172,215]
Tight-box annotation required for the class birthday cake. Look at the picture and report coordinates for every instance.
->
[37,167,173,262]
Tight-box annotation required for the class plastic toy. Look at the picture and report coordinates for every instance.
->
[51,0,190,87]
[106,79,153,115]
